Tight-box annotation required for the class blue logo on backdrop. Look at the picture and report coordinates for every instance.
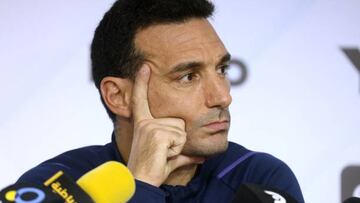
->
[228,58,248,87]
[342,47,360,93]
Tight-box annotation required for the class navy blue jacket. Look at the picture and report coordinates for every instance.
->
[18,136,304,203]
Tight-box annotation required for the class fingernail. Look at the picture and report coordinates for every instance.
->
[140,65,150,75]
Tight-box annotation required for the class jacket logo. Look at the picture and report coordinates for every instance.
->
[264,190,286,203]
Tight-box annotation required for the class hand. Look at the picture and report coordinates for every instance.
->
[126,64,204,187]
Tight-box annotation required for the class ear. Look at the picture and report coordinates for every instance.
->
[100,77,133,118]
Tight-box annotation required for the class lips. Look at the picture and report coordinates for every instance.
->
[203,120,230,131]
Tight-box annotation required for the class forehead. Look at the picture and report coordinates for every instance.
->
[134,18,227,71]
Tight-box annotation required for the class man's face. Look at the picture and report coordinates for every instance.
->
[134,18,232,157]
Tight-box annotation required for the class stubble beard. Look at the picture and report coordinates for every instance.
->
[181,132,229,158]
[181,109,231,158]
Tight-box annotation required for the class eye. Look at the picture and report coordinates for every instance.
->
[217,64,229,76]
[179,72,197,83]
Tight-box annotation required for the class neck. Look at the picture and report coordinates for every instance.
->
[164,164,198,186]
[114,118,197,186]
[114,118,133,164]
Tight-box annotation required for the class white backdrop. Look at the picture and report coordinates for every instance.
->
[1,1,359,202]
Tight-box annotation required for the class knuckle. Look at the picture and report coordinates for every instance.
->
[150,128,164,140]
[178,119,185,126]
[173,118,185,129]
[181,131,187,139]
[136,119,150,128]
[173,130,186,144]
[180,133,187,143]
[135,120,155,136]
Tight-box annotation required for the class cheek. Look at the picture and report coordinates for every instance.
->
[148,82,202,124]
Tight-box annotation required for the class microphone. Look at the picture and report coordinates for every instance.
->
[0,161,135,203]
[43,170,94,203]
[232,183,299,203]
[76,161,135,203]
[0,182,62,203]
[343,197,360,203]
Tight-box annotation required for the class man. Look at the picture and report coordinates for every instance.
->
[18,0,304,202]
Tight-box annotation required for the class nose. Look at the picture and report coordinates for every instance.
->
[204,75,232,109]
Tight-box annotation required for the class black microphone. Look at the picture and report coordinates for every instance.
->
[343,197,360,203]
[232,183,299,203]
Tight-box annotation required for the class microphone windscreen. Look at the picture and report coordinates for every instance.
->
[76,161,135,203]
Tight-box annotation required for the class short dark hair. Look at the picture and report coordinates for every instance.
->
[91,0,215,122]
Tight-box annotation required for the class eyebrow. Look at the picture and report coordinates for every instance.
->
[167,52,232,75]
[217,53,232,66]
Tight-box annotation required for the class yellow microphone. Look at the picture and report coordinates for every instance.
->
[76,161,135,203]
[42,161,135,203]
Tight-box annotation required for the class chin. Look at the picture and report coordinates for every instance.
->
[182,132,229,157]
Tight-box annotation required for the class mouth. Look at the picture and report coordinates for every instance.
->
[202,120,230,132]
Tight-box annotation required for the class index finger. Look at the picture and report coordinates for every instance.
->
[132,64,153,122]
